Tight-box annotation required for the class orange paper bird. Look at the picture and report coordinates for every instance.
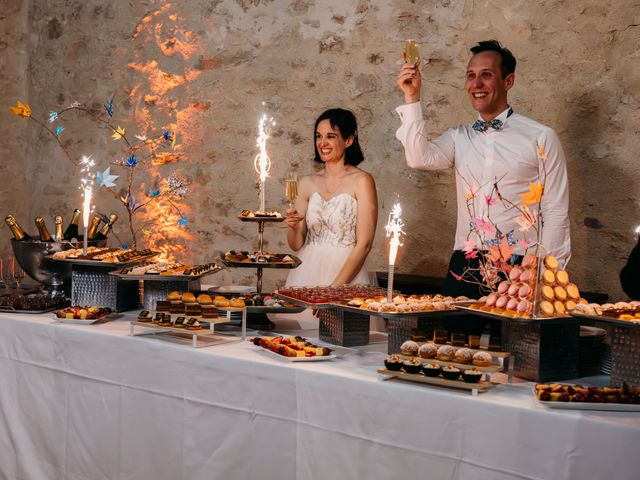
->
[112,126,126,140]
[519,182,544,206]
[10,101,31,118]
[486,237,515,266]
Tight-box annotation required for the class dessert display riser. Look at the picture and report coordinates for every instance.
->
[142,279,201,311]
[71,265,138,312]
[388,316,446,354]
[502,321,579,382]
[611,327,640,386]
[318,308,370,347]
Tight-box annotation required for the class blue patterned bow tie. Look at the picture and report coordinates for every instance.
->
[472,118,503,132]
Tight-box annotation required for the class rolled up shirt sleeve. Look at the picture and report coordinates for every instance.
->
[395,102,455,170]
[538,128,571,266]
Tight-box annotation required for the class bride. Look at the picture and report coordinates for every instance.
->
[284,108,378,289]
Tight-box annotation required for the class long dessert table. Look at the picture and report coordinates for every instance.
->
[0,311,639,480]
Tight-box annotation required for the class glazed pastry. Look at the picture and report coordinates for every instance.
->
[453,347,473,364]
[214,296,230,308]
[197,294,213,305]
[182,292,196,303]
[418,343,438,359]
[230,297,245,308]
[167,291,181,301]
[400,340,419,356]
[472,351,492,367]
[436,344,455,361]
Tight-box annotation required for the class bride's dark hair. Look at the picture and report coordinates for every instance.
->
[313,108,364,166]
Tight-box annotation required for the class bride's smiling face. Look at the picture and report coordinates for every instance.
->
[315,119,353,165]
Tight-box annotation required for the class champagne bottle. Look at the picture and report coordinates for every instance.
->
[35,216,54,242]
[87,214,102,240]
[63,209,81,241]
[54,215,63,242]
[94,213,118,240]
[4,215,32,241]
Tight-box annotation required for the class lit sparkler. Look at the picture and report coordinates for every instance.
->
[385,203,405,301]
[253,113,273,213]
[80,155,95,254]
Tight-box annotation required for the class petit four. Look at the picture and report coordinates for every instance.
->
[174,316,186,328]
[137,310,152,322]
[185,318,201,330]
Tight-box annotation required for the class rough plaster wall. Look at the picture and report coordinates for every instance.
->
[3,0,640,299]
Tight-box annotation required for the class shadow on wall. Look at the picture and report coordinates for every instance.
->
[562,89,636,299]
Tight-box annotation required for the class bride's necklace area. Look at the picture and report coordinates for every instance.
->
[323,169,348,195]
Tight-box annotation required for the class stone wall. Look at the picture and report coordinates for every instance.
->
[2,0,639,299]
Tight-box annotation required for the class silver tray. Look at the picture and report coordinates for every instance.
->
[570,312,640,328]
[333,301,463,319]
[221,254,301,269]
[455,305,576,324]
[47,252,159,268]
[109,265,222,281]
[237,214,284,223]
[273,292,337,310]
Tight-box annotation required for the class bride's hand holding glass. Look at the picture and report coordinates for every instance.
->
[284,208,304,229]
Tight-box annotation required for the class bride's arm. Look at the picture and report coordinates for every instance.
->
[286,176,311,251]
[331,173,378,285]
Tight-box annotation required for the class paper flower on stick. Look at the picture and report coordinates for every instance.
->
[484,194,497,206]
[54,125,64,136]
[104,99,114,118]
[473,217,496,237]
[49,111,58,123]
[10,101,31,118]
[519,182,544,206]
[112,126,126,140]
[486,237,515,267]
[464,184,479,201]
[462,239,478,259]
[178,217,188,227]
[95,167,119,188]
[125,154,138,168]
[149,188,160,198]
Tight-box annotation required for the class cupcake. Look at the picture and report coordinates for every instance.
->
[441,365,461,380]
[400,340,419,356]
[402,357,423,374]
[436,344,455,361]
[453,347,473,364]
[384,354,403,371]
[472,351,492,367]
[422,363,442,377]
[462,368,484,383]
[418,343,438,359]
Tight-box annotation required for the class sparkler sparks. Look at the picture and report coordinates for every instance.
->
[385,203,405,266]
[253,113,274,212]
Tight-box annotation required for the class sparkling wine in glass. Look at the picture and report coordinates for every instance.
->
[405,39,420,65]
[285,178,298,209]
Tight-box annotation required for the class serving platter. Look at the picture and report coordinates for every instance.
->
[252,346,336,362]
[377,368,494,395]
[53,315,110,325]
[47,251,159,267]
[455,305,576,324]
[237,215,284,223]
[221,254,301,269]
[535,400,640,412]
[570,312,640,328]
[109,264,223,281]
[333,301,464,319]
[272,293,337,309]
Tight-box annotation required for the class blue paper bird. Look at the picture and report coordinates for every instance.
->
[54,125,64,136]
[48,111,58,123]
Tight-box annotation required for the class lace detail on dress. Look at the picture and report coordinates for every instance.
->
[306,192,357,247]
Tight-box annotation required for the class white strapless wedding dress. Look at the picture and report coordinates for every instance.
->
[271,192,376,330]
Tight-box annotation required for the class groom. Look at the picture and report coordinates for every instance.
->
[395,40,570,298]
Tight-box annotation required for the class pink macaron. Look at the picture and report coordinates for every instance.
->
[485,293,498,307]
[519,269,533,283]
[518,284,531,298]
[509,267,523,281]
[517,299,531,313]
[497,281,510,295]
[508,283,520,297]
[506,297,519,311]
[521,254,536,267]
[496,295,508,309]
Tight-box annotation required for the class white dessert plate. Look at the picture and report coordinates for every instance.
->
[536,399,640,412]
[253,346,336,362]
[52,314,110,325]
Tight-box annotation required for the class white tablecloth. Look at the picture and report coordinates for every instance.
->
[0,311,639,480]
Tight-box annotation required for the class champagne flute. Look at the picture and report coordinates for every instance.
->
[284,176,298,209]
[404,39,420,65]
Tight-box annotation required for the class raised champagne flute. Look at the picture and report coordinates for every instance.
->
[405,39,420,65]
[285,176,298,209]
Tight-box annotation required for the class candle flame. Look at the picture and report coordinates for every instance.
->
[253,113,272,182]
[385,203,404,266]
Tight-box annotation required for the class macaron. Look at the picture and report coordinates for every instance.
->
[555,270,569,286]
[508,283,520,297]
[518,284,531,298]
[519,269,534,283]
[554,301,566,315]
[566,284,580,300]
[517,299,531,314]
[565,300,577,312]
[506,297,519,311]
[541,285,555,301]
[496,295,508,309]
[554,286,567,301]
[544,255,558,270]
[539,300,555,317]
[497,281,510,295]
[521,254,536,267]
[509,267,523,281]
[542,270,555,285]
[485,293,498,308]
